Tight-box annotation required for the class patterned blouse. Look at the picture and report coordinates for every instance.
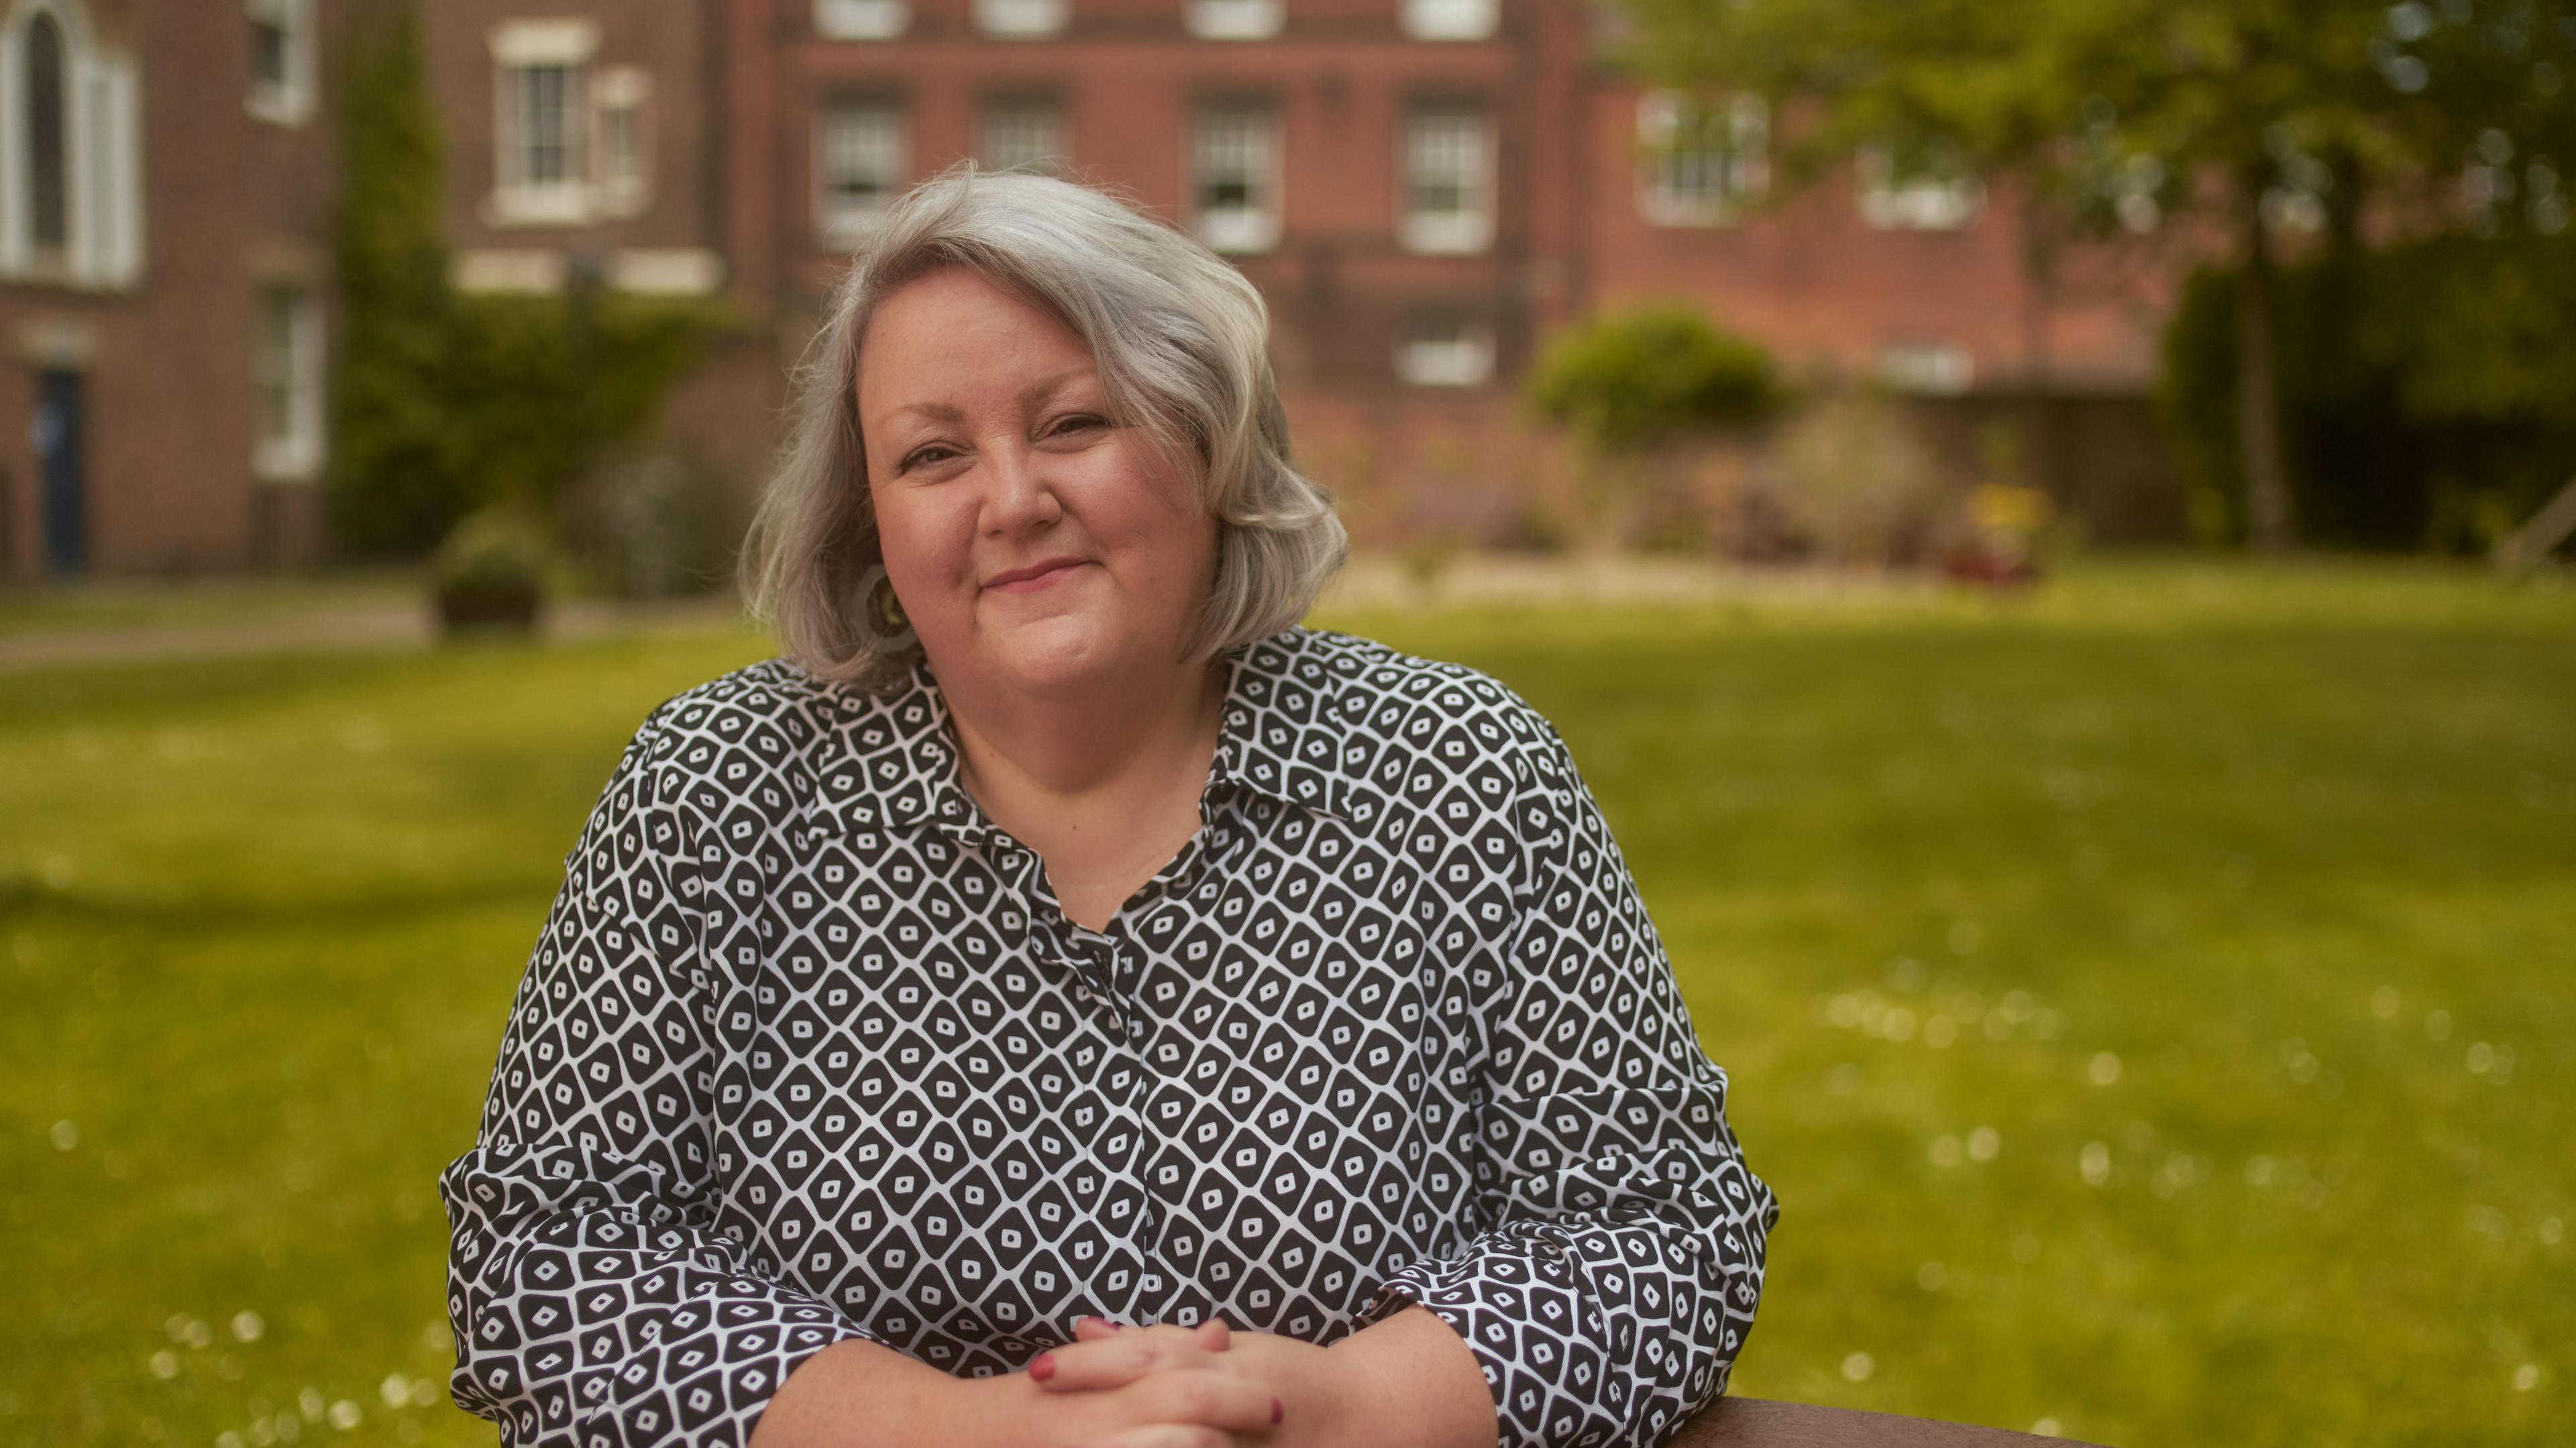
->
[439,624,1779,1448]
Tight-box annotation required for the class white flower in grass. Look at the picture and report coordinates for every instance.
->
[2079,1141,2111,1186]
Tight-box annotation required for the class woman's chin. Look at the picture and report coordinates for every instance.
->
[979,614,1130,695]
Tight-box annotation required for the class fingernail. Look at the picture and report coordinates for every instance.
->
[1030,1352,1056,1381]
[1271,1395,1283,1425]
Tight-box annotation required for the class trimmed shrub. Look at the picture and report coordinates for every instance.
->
[431,507,551,633]
[1525,302,1783,455]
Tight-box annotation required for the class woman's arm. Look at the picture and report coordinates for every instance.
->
[1356,704,1781,1448]
[750,1338,984,1448]
[440,702,877,1448]
[1319,1302,1501,1448]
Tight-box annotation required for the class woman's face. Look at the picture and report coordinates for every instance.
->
[854,264,1218,700]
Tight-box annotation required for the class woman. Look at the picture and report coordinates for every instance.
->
[439,162,1779,1448]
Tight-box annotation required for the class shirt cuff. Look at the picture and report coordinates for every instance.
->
[1359,1228,1628,1448]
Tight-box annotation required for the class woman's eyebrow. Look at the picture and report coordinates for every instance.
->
[887,367,1097,426]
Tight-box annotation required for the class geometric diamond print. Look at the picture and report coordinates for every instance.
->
[441,625,1780,1448]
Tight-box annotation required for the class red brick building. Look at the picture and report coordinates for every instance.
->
[0,0,339,579]
[5,0,2184,579]
[724,0,2182,547]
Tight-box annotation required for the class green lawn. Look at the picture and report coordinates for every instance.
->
[0,570,426,639]
[3,558,2569,1447]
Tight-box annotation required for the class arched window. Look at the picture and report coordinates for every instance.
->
[25,9,65,251]
[1,1,142,286]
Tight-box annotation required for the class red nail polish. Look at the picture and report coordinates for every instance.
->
[1030,1352,1056,1382]
[1271,1395,1283,1425]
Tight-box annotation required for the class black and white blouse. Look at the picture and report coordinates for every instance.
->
[439,625,1779,1448]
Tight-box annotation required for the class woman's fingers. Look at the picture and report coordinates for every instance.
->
[1127,1368,1281,1437]
[1032,1322,1227,1392]
[1063,1429,1237,1448]
[1073,1315,1124,1343]
[1061,1370,1283,1448]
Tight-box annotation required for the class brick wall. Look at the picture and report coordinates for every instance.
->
[0,0,341,579]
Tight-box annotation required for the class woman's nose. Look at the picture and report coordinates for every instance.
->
[980,438,1063,534]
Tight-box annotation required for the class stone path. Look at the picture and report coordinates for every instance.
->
[0,553,1939,671]
[0,594,747,672]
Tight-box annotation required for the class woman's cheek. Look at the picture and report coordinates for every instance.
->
[883,495,978,608]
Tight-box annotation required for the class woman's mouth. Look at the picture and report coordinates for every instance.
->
[985,559,1088,593]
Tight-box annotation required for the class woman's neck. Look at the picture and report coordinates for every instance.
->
[943,653,1230,884]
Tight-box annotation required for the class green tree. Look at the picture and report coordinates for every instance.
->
[327,0,457,556]
[325,1,725,560]
[1606,0,2576,552]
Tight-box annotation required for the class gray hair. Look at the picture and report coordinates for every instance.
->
[739,159,1348,693]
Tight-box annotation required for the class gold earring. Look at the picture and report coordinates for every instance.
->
[854,563,918,651]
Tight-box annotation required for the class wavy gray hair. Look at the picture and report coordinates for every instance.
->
[739,159,1348,693]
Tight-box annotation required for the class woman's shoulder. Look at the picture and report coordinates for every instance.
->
[621,655,917,785]
[1271,624,1558,761]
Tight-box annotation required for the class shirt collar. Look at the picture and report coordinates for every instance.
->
[810,627,1376,845]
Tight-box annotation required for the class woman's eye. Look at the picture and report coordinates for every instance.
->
[898,445,952,473]
[1050,414,1106,437]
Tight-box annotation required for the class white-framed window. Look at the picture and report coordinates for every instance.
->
[1401,0,1497,41]
[1637,89,1766,226]
[977,97,1064,176]
[975,0,1067,38]
[252,285,325,482]
[1187,0,1280,40]
[0,1,143,288]
[1856,142,1982,231]
[1190,104,1279,254]
[818,97,906,246]
[1400,107,1492,254]
[489,20,598,225]
[1879,341,1974,396]
[815,0,910,40]
[1393,314,1495,387]
[245,0,313,125]
[594,65,651,216]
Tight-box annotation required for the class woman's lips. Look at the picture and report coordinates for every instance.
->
[986,560,1087,594]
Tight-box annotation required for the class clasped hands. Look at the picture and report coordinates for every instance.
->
[994,1313,1377,1448]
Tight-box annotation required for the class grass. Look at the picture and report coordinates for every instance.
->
[0,569,427,639]
[3,557,2570,1447]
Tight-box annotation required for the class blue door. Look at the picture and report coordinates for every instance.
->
[35,370,84,573]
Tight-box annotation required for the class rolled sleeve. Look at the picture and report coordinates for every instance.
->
[1364,708,1780,1448]
[439,703,877,1447]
